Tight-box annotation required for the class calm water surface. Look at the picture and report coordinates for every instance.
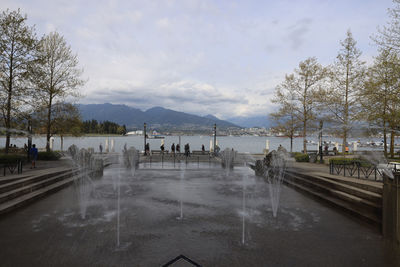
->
[2,135,396,153]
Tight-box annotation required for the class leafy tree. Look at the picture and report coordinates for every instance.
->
[373,0,400,52]
[51,103,82,151]
[0,9,37,153]
[324,30,366,153]
[29,31,84,152]
[273,57,326,153]
[361,49,400,157]
[271,89,300,153]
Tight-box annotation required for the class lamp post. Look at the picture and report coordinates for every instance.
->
[319,120,323,163]
[213,124,217,155]
[144,122,147,155]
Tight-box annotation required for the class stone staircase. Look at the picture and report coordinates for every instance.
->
[284,169,383,227]
[0,167,81,215]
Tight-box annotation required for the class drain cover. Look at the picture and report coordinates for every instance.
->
[162,254,202,267]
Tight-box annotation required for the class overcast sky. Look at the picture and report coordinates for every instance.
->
[0,0,394,119]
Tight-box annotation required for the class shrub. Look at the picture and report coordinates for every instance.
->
[329,157,371,167]
[294,153,309,162]
[37,151,62,161]
[0,154,26,164]
[329,157,356,165]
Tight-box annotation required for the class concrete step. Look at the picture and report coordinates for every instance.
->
[283,177,381,226]
[285,173,381,216]
[0,168,72,194]
[318,174,383,195]
[286,170,381,205]
[0,175,31,185]
[0,170,78,204]
[0,173,83,216]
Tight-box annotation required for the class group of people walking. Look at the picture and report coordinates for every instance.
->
[167,142,191,156]
[142,142,208,156]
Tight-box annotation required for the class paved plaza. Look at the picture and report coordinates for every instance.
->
[0,162,399,266]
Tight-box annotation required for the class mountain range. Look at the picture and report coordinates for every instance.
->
[77,103,240,130]
[227,115,272,128]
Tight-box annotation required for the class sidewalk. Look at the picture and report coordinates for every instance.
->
[0,157,74,183]
[288,161,383,190]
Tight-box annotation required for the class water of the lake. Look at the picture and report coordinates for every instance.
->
[2,135,396,154]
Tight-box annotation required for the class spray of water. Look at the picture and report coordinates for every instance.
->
[242,165,247,245]
[264,149,288,217]
[67,145,97,220]
[220,148,236,177]
[116,167,121,247]
[178,166,185,220]
[360,151,394,179]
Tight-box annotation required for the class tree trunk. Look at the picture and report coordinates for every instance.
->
[343,58,350,154]
[46,96,53,152]
[5,88,11,154]
[5,43,14,154]
[343,128,347,156]
[303,120,307,154]
[390,130,395,158]
[290,135,293,153]
[60,135,64,151]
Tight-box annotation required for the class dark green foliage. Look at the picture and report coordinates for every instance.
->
[294,153,309,162]
[82,119,126,135]
[0,154,26,164]
[37,151,61,160]
[329,157,371,167]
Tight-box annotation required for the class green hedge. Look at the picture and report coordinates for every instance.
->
[37,151,62,161]
[0,154,26,164]
[294,153,310,162]
[329,157,371,167]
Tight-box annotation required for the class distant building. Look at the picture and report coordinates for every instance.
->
[126,130,143,135]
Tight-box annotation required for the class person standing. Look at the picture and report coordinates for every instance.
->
[99,143,103,154]
[160,143,165,153]
[171,143,175,154]
[176,144,180,154]
[201,144,205,154]
[30,144,38,168]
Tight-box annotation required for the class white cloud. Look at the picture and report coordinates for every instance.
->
[0,0,394,119]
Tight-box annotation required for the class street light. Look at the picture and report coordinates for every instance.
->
[213,124,217,155]
[144,122,147,155]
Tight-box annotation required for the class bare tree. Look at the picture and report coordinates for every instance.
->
[30,31,84,152]
[373,0,400,52]
[324,30,366,153]
[273,57,326,153]
[0,9,37,153]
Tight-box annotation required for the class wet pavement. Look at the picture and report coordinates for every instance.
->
[0,162,399,266]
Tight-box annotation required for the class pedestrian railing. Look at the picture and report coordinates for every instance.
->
[1,159,23,176]
[329,161,384,181]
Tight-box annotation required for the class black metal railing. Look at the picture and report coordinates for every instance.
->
[329,161,383,181]
[1,159,23,176]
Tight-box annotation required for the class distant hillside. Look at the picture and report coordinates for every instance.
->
[227,115,272,128]
[77,103,240,130]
